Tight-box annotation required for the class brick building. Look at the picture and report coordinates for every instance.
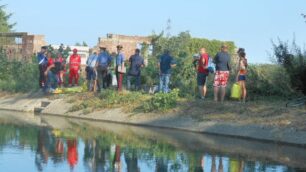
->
[95,33,152,58]
[0,32,47,60]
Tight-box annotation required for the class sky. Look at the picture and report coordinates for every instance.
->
[2,0,306,63]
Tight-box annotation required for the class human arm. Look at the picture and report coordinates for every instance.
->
[44,64,55,76]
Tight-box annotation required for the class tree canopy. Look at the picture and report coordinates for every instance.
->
[0,4,15,32]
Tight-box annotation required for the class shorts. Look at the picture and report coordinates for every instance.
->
[213,71,229,87]
[197,73,207,86]
[238,75,246,81]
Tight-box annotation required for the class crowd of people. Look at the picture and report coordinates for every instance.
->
[37,44,248,102]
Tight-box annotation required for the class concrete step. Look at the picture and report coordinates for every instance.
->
[41,101,51,107]
[34,107,44,113]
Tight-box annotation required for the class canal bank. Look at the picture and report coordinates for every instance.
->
[0,92,306,147]
[1,110,306,171]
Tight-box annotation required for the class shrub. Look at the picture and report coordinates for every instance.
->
[142,89,179,112]
[272,40,306,94]
[0,50,38,92]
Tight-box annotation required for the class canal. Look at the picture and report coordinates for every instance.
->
[0,110,305,172]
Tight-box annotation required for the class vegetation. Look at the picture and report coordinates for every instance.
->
[0,4,15,32]
[141,31,236,98]
[0,50,38,92]
[272,40,306,95]
[142,89,180,112]
[68,89,181,113]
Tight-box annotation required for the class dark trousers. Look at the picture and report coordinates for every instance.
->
[115,66,123,91]
[39,64,47,88]
[97,66,108,90]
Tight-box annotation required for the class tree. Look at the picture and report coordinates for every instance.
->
[82,41,88,47]
[272,40,306,94]
[0,3,15,32]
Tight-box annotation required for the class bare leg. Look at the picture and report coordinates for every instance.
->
[203,85,207,97]
[220,87,226,102]
[214,86,219,102]
[242,82,247,103]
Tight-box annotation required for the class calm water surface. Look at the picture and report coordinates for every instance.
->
[0,111,305,172]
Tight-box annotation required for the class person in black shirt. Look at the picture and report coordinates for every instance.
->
[44,61,62,92]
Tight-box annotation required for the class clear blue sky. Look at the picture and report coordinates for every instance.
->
[2,0,306,63]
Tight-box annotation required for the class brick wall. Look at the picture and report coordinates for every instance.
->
[96,33,152,59]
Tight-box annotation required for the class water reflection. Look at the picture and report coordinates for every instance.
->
[0,117,305,172]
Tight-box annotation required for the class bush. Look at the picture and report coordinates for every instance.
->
[0,50,38,92]
[272,40,306,94]
[246,64,294,98]
[142,89,179,112]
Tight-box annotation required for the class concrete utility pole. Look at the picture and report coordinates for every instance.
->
[166,18,172,38]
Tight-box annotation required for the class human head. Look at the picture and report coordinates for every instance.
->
[72,48,78,55]
[99,47,106,53]
[41,46,47,54]
[221,44,228,52]
[117,45,123,53]
[237,48,245,57]
[200,48,206,54]
[47,51,52,58]
[135,48,140,55]
[240,52,246,59]
[57,52,63,58]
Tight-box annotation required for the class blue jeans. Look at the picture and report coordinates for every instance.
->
[159,74,170,93]
[47,71,58,91]
[127,74,141,90]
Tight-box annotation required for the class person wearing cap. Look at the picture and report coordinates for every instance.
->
[86,50,98,91]
[213,44,231,102]
[68,48,81,87]
[115,45,125,91]
[37,46,48,89]
[96,47,112,91]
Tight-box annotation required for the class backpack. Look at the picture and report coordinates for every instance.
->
[207,57,216,73]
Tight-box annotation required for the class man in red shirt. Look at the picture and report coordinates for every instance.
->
[69,49,81,86]
[197,48,209,100]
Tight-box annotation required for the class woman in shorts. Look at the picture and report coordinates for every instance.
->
[236,52,248,103]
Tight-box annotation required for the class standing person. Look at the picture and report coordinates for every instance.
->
[236,52,248,103]
[86,51,98,91]
[37,46,48,89]
[213,44,231,102]
[96,47,112,91]
[127,49,145,90]
[159,50,176,93]
[115,45,125,92]
[197,48,209,100]
[55,52,66,87]
[68,48,81,87]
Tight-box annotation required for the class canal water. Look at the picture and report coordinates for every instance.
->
[0,111,305,172]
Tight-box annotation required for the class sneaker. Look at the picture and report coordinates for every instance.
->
[201,96,205,100]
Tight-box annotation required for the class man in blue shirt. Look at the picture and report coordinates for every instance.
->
[86,51,98,91]
[115,45,125,91]
[96,47,112,90]
[213,44,231,102]
[37,46,48,89]
[127,49,145,90]
[159,50,176,93]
